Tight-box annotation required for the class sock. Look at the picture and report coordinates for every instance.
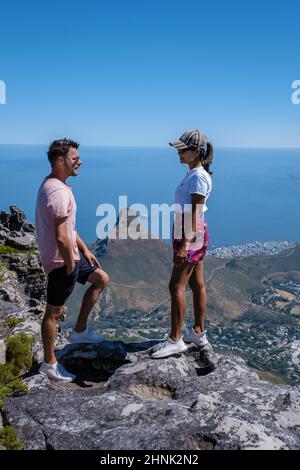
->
[193,328,205,336]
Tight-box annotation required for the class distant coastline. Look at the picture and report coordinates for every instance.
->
[208,241,297,258]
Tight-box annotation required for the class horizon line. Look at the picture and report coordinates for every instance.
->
[1,143,300,150]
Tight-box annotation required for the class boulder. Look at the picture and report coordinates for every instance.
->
[9,205,26,232]
[0,226,9,243]
[0,211,10,228]
[22,222,35,234]
[3,342,300,450]
[6,234,35,251]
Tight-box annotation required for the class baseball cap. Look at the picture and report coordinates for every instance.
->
[169,130,208,152]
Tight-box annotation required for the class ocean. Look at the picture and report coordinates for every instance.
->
[0,145,299,247]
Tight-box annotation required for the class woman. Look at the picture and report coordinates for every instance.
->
[152,130,213,359]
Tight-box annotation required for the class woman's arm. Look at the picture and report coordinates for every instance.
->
[183,193,205,250]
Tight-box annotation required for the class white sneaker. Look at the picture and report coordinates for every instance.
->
[151,338,188,359]
[67,328,104,344]
[39,361,76,382]
[183,328,209,347]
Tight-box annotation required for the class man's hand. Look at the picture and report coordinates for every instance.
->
[83,249,101,268]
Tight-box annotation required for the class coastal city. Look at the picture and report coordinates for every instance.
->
[207,321,300,385]
[208,241,297,258]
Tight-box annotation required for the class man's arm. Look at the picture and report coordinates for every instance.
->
[55,217,75,275]
[76,233,89,254]
[76,233,101,268]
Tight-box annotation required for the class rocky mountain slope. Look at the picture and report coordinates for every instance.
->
[63,212,300,384]
[0,206,299,450]
[66,218,300,326]
[3,341,300,450]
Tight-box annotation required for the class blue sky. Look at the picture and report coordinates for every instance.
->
[0,0,299,147]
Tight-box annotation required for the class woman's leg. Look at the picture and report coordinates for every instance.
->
[188,260,206,333]
[169,262,195,341]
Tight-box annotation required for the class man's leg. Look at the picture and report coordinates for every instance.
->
[41,303,65,364]
[74,268,110,333]
[188,261,206,333]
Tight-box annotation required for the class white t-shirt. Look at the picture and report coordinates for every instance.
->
[174,166,212,219]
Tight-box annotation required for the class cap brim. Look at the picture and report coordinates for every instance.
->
[169,140,188,150]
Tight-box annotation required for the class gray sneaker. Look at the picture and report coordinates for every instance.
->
[183,329,209,347]
[39,361,76,382]
[151,338,188,359]
[67,328,104,344]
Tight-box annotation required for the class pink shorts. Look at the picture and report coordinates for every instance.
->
[172,223,210,265]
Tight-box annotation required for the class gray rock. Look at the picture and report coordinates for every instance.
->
[0,211,10,228]
[0,251,47,305]
[0,227,9,243]
[22,222,35,234]
[0,299,28,322]
[0,337,6,364]
[6,234,35,251]
[0,267,28,309]
[3,341,300,450]
[9,205,26,232]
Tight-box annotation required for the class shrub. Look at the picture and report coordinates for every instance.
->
[0,261,6,283]
[5,317,26,330]
[0,245,24,255]
[0,364,28,408]
[0,333,33,408]
[0,426,23,450]
[5,333,34,375]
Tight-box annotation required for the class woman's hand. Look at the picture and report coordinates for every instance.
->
[83,249,101,269]
[174,246,188,265]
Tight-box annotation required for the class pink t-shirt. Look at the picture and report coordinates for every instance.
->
[35,177,80,274]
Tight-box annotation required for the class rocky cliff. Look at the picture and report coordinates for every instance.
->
[0,206,67,364]
[0,205,46,314]
[3,341,300,450]
[0,206,299,450]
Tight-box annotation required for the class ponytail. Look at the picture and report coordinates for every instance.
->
[200,142,213,175]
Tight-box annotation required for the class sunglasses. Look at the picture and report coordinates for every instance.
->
[178,147,196,155]
[66,156,81,163]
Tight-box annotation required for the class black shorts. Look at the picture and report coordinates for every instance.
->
[47,251,98,307]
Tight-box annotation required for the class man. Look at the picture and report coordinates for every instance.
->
[35,139,109,382]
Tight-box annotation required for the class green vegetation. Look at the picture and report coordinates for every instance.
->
[6,333,34,375]
[104,333,141,344]
[0,426,23,450]
[5,316,26,330]
[256,370,286,385]
[0,333,33,408]
[0,364,28,408]
[0,261,6,283]
[0,245,37,255]
[0,245,24,255]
